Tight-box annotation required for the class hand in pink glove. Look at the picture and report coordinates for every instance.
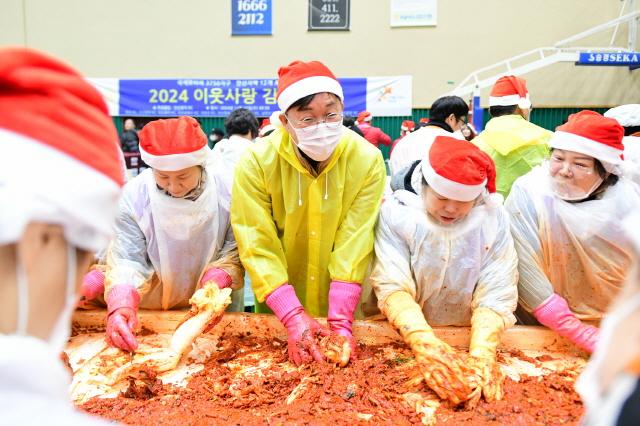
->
[327,280,362,360]
[198,268,233,332]
[199,267,232,289]
[80,269,105,300]
[105,284,141,352]
[266,284,330,365]
[533,293,599,353]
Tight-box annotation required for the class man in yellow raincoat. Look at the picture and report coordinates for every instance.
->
[473,75,552,198]
[231,60,386,365]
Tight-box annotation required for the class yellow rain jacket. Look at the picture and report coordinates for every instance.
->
[473,115,552,198]
[231,127,386,317]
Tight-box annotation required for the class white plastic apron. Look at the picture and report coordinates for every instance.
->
[145,171,220,309]
[534,168,635,318]
[575,212,640,425]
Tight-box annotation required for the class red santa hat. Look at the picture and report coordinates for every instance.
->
[419,117,430,124]
[400,120,416,132]
[259,118,275,137]
[422,136,496,202]
[489,75,531,109]
[277,60,344,112]
[401,120,416,132]
[259,111,282,137]
[139,116,210,171]
[550,110,624,174]
[0,47,124,253]
[357,111,372,124]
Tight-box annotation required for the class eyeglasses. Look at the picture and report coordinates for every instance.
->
[549,155,595,176]
[285,112,343,133]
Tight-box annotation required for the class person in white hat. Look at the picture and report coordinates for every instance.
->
[368,135,517,405]
[0,48,124,424]
[231,60,386,366]
[605,104,640,187]
[506,110,640,353]
[101,116,244,352]
[473,75,552,198]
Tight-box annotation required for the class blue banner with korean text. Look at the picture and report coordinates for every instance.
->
[88,76,410,117]
[576,51,640,66]
[231,0,272,36]
[117,78,368,118]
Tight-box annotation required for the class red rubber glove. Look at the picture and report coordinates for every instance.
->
[327,280,362,359]
[266,284,330,365]
[106,284,141,352]
[81,269,105,300]
[533,293,599,353]
[198,267,232,289]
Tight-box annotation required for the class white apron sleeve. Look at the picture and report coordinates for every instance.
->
[370,200,418,309]
[204,166,243,290]
[505,180,554,311]
[206,223,244,290]
[471,208,519,326]
[105,187,154,297]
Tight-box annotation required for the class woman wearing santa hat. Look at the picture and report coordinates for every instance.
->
[0,48,123,424]
[102,116,244,352]
[369,136,518,405]
[506,110,640,353]
[231,60,386,366]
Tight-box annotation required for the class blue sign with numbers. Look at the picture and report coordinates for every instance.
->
[576,51,640,66]
[231,0,272,36]
[117,78,367,118]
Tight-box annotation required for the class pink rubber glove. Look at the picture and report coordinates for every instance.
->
[106,284,141,352]
[199,267,232,289]
[80,269,105,300]
[327,280,362,359]
[533,293,599,353]
[266,284,330,365]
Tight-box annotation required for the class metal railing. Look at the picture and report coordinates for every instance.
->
[447,8,640,98]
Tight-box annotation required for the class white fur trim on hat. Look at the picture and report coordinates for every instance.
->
[422,160,487,202]
[270,110,283,129]
[259,124,276,136]
[140,144,211,171]
[489,93,531,109]
[550,130,623,173]
[0,128,121,252]
[277,76,344,112]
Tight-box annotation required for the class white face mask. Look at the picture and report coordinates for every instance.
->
[551,175,604,201]
[290,121,343,162]
[15,242,78,354]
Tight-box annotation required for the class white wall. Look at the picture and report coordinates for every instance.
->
[1,0,638,107]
